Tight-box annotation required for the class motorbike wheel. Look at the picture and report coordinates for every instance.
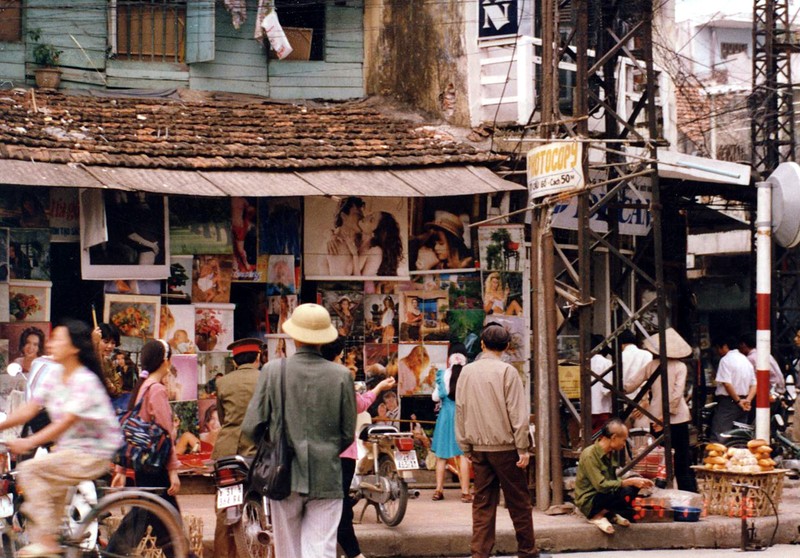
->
[376,455,408,527]
[233,495,274,558]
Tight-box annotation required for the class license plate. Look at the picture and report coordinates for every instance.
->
[394,450,419,470]
[0,494,13,518]
[216,484,243,509]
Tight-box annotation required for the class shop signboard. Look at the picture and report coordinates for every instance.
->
[527,141,584,201]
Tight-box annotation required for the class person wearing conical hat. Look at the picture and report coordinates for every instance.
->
[624,328,697,492]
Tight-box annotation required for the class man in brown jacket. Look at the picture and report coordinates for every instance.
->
[455,323,539,558]
[212,337,262,557]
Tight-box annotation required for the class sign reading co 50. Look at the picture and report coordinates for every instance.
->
[479,0,518,39]
[527,141,585,201]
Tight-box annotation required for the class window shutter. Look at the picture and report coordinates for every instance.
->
[186,0,215,63]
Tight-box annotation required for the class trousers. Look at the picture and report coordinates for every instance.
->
[271,491,343,558]
[470,450,537,558]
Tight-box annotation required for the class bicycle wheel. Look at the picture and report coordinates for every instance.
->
[63,490,189,558]
[232,494,274,558]
[376,455,407,527]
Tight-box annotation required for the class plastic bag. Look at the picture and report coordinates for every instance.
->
[261,11,293,60]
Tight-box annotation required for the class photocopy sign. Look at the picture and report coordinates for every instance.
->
[478,0,518,39]
[527,141,584,201]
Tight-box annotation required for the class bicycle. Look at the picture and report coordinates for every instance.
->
[0,444,189,558]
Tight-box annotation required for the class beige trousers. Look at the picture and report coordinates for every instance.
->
[18,449,109,544]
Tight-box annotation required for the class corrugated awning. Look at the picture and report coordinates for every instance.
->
[0,160,523,196]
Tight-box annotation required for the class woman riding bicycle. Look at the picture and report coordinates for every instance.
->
[0,319,122,558]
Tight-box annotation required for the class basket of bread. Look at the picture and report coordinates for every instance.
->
[702,440,776,473]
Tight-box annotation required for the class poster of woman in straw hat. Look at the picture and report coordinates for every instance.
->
[320,289,364,339]
[409,196,481,274]
[304,196,409,280]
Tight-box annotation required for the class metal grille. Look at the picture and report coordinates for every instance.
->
[116,0,187,63]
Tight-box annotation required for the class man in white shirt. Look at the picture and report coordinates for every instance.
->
[711,335,757,441]
[590,335,613,434]
[738,334,785,395]
[620,330,653,430]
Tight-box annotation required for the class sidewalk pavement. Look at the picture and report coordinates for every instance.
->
[178,480,800,557]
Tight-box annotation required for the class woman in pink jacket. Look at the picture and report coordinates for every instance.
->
[112,339,181,504]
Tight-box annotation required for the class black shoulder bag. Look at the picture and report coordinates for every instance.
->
[249,358,293,500]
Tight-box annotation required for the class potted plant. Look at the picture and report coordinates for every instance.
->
[28,28,62,89]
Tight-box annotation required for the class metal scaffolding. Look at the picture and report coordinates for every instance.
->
[531,0,672,509]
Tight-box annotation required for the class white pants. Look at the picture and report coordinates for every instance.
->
[271,492,343,558]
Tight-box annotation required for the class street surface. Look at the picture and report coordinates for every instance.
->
[427,548,796,557]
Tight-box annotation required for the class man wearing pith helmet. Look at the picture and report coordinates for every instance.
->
[212,337,263,557]
[243,303,356,558]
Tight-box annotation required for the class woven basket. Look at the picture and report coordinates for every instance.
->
[183,514,204,558]
[692,466,787,517]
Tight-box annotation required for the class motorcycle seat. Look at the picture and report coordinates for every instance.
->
[359,424,399,441]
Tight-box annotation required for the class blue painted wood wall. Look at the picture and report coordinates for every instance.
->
[0,0,364,100]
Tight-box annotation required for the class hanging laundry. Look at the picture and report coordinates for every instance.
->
[224,0,248,30]
[255,0,273,43]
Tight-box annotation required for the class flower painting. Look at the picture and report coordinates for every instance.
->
[193,303,235,352]
[103,294,160,343]
[7,281,51,322]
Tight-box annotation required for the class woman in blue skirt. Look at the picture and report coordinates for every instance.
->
[431,343,472,502]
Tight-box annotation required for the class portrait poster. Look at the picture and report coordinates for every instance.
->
[198,398,220,453]
[481,271,524,317]
[0,284,8,322]
[397,343,448,396]
[343,341,365,381]
[8,280,51,323]
[231,197,268,283]
[260,197,302,262]
[321,289,365,340]
[0,186,49,228]
[104,280,160,296]
[192,254,233,304]
[171,401,199,460]
[103,294,161,347]
[161,305,197,354]
[364,343,398,385]
[266,294,297,335]
[304,196,410,280]
[169,196,232,255]
[484,315,527,363]
[364,293,399,343]
[399,289,449,342]
[447,309,485,358]
[10,228,51,280]
[168,354,199,402]
[167,255,193,301]
[265,254,297,296]
[370,387,400,429]
[194,303,235,352]
[198,352,234,394]
[0,322,51,362]
[399,396,436,437]
[0,228,8,282]
[49,187,79,242]
[409,196,480,274]
[266,336,296,360]
[477,225,526,272]
[81,191,169,280]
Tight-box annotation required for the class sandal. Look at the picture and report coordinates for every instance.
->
[17,543,63,558]
[588,517,615,534]
[431,490,444,501]
[611,514,631,527]
[461,493,474,503]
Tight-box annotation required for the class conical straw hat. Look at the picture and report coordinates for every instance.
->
[643,327,692,359]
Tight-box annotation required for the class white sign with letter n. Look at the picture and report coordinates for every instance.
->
[527,141,585,202]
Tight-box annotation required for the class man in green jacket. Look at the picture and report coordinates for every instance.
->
[242,303,356,558]
[575,418,653,534]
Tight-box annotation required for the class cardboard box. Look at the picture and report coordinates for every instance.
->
[269,27,313,61]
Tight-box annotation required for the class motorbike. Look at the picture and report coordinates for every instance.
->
[213,455,274,558]
[351,420,418,527]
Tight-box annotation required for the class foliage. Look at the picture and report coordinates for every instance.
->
[28,29,62,67]
[168,263,189,289]
[196,308,224,337]
[111,305,152,337]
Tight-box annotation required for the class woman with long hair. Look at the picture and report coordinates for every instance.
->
[0,320,122,558]
[13,326,46,373]
[380,296,396,343]
[111,339,181,507]
[398,345,430,396]
[431,343,472,502]
[359,211,404,276]
[413,211,473,271]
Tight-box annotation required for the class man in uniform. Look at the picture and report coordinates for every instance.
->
[212,338,263,557]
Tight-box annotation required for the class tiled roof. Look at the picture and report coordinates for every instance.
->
[0,90,500,170]
[675,83,711,156]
